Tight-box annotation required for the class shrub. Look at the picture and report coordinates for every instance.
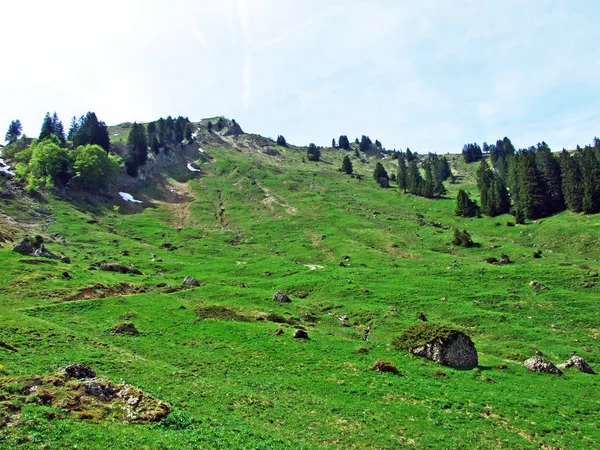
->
[393,322,464,350]
[453,229,474,247]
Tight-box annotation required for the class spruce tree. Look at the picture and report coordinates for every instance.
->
[397,154,408,193]
[72,112,110,152]
[67,116,80,142]
[476,159,493,215]
[455,189,479,217]
[535,142,564,214]
[125,122,148,176]
[39,112,54,141]
[559,150,583,212]
[331,138,336,148]
[341,155,353,174]
[581,147,600,213]
[407,160,422,194]
[5,119,22,144]
[373,162,389,187]
[276,135,287,146]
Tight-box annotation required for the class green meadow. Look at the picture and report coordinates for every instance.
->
[1,133,599,449]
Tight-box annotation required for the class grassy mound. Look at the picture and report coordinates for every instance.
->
[393,323,465,350]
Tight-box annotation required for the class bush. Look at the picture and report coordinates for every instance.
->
[73,145,120,189]
[453,229,474,247]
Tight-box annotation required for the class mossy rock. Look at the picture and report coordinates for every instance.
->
[393,323,465,350]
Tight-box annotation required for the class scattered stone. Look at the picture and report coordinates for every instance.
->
[416,312,428,322]
[339,261,346,267]
[341,255,351,261]
[440,297,448,302]
[495,364,507,370]
[355,347,369,354]
[394,323,478,369]
[523,356,562,374]
[111,322,140,336]
[371,360,399,375]
[263,272,271,276]
[61,256,71,264]
[293,329,309,339]
[13,236,64,261]
[362,288,369,293]
[60,363,97,380]
[120,250,130,256]
[274,328,284,336]
[529,281,548,290]
[62,272,72,279]
[273,290,290,303]
[557,356,595,374]
[182,276,200,287]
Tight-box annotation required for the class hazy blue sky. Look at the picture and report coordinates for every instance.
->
[1,0,598,153]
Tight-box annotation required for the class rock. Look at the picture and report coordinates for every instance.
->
[416,312,428,322]
[111,323,140,336]
[62,272,72,279]
[529,281,548,290]
[293,329,309,339]
[12,237,35,255]
[395,323,478,369]
[362,288,369,293]
[182,276,200,287]
[120,250,130,256]
[91,262,142,275]
[263,272,271,276]
[371,360,399,375]
[60,363,97,380]
[274,328,284,336]
[13,236,62,260]
[341,255,351,261]
[557,356,595,374]
[61,256,71,264]
[273,290,290,303]
[523,356,562,375]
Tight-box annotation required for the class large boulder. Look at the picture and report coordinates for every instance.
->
[557,356,595,374]
[183,276,200,287]
[293,329,309,339]
[394,323,478,369]
[523,356,562,375]
[13,236,62,260]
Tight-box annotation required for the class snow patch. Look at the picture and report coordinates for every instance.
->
[187,163,201,172]
[0,158,15,177]
[118,192,143,203]
[198,148,205,153]
[304,264,324,270]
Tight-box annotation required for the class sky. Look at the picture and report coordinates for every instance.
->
[1,0,599,153]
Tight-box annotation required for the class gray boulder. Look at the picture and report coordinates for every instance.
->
[13,236,61,260]
[523,356,562,375]
[273,290,290,303]
[293,329,309,339]
[183,276,200,287]
[411,333,478,369]
[557,356,595,374]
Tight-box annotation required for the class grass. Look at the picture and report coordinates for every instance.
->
[1,129,600,448]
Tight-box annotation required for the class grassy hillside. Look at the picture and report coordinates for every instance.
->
[1,124,599,449]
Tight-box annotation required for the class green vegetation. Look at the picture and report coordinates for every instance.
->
[1,117,600,448]
[393,323,465,350]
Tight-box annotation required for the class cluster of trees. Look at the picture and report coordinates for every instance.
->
[462,143,483,163]
[397,153,450,198]
[3,112,117,191]
[460,136,600,220]
[276,135,287,146]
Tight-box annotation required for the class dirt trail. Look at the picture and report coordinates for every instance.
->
[153,178,194,228]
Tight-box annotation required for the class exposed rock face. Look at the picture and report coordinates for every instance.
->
[523,356,562,374]
[183,276,200,287]
[411,333,478,369]
[273,290,291,303]
[222,120,244,137]
[371,360,399,375]
[293,329,309,339]
[557,356,595,374]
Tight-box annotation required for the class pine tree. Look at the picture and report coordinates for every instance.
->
[341,155,353,174]
[512,149,548,220]
[476,159,493,215]
[455,189,479,217]
[397,154,408,193]
[360,135,372,152]
[535,142,564,214]
[581,147,600,213]
[39,113,54,141]
[125,122,148,176]
[331,138,336,148]
[151,135,160,155]
[51,112,65,145]
[5,120,22,144]
[407,160,422,194]
[185,122,194,141]
[373,162,389,187]
[338,135,350,150]
[276,135,287,146]
[72,112,110,152]
[67,116,80,142]
[559,150,583,212]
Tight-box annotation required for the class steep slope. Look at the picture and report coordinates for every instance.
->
[1,120,599,448]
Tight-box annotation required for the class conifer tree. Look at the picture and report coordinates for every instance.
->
[39,112,54,141]
[581,147,600,213]
[5,119,22,144]
[341,155,353,174]
[559,150,583,212]
[67,116,80,142]
[407,160,421,194]
[373,162,389,187]
[338,135,350,150]
[397,154,408,193]
[455,189,479,217]
[535,142,564,214]
[125,122,148,176]
[72,112,110,152]
[276,135,287,146]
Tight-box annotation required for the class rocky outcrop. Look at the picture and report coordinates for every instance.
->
[557,356,595,374]
[13,236,65,261]
[411,333,478,369]
[293,329,309,339]
[60,363,97,380]
[89,262,142,275]
[523,356,562,374]
[273,290,291,303]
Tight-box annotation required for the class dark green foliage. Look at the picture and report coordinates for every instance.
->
[125,123,148,177]
[39,112,65,145]
[276,135,287,147]
[393,323,464,350]
[72,112,110,152]
[331,138,336,148]
[535,142,564,214]
[67,116,79,142]
[490,137,515,182]
[405,148,417,162]
[455,189,480,217]
[581,146,600,213]
[150,135,160,155]
[184,122,193,142]
[373,162,389,187]
[509,148,549,220]
[360,135,372,152]
[397,154,408,193]
[559,150,583,212]
[5,119,22,144]
[462,143,482,163]
[407,160,422,194]
[477,159,510,217]
[375,139,382,149]
[453,228,474,247]
[207,121,213,132]
[307,143,320,161]
[338,135,350,150]
[341,155,353,174]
